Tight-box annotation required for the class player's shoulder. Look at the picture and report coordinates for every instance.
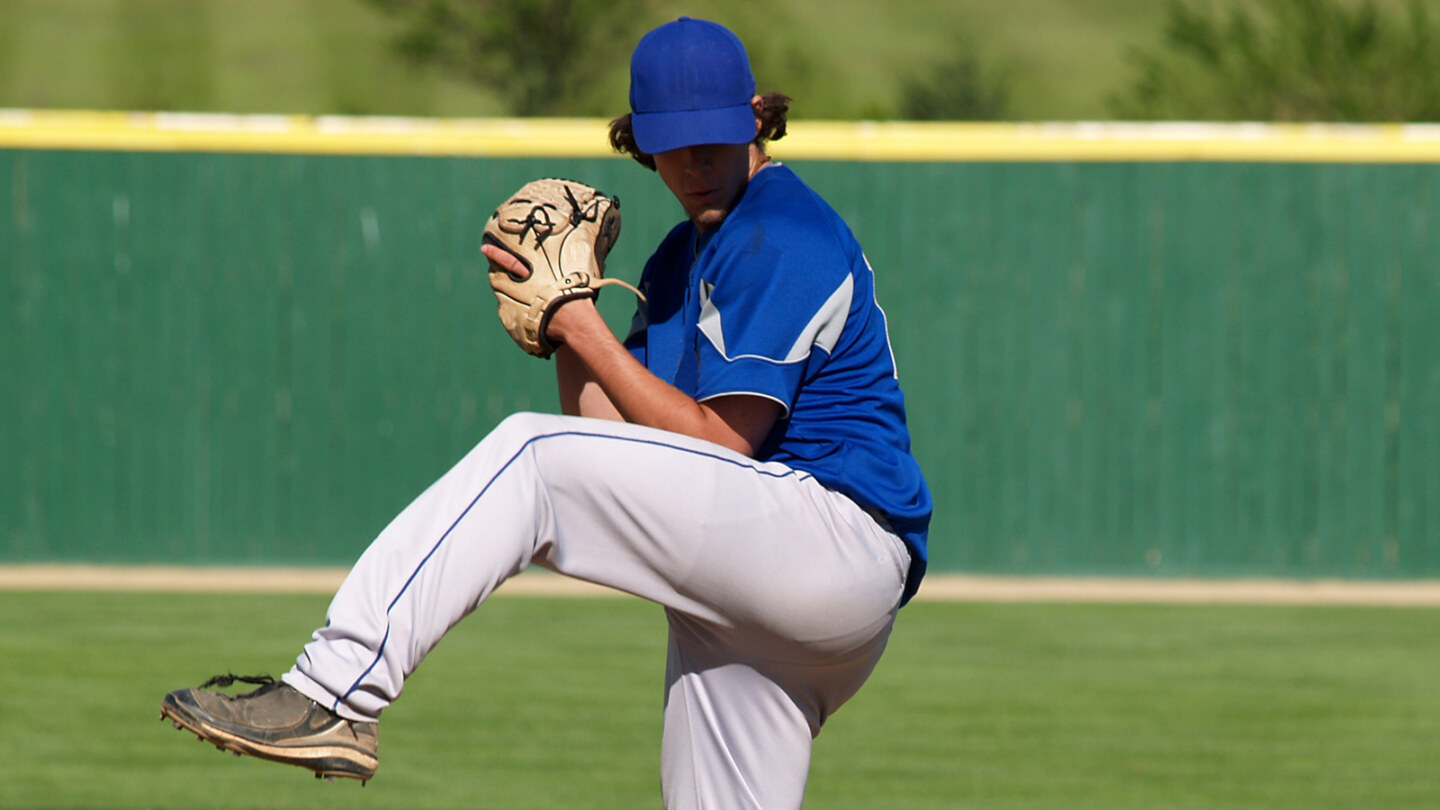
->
[748,164,830,220]
[728,166,858,257]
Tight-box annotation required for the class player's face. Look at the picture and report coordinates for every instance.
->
[652,142,753,233]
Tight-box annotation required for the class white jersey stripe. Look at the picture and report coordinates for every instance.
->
[698,274,853,365]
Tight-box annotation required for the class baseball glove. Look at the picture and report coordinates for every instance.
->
[482,178,643,358]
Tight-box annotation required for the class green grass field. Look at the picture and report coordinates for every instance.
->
[1,590,1436,809]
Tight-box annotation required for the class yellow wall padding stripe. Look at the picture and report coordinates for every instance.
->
[4,109,1440,162]
[0,110,616,157]
[786,121,1440,163]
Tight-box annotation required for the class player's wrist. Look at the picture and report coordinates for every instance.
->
[544,297,603,346]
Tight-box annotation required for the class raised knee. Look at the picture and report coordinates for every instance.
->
[463,412,567,464]
[492,411,560,441]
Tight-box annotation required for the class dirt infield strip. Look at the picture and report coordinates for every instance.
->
[2,565,1439,605]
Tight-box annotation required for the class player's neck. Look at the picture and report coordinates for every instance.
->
[748,146,773,179]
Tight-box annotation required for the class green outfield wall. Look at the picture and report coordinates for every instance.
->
[3,116,1439,577]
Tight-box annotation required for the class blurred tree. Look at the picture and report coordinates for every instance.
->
[364,0,654,115]
[1113,0,1440,121]
[898,41,1008,120]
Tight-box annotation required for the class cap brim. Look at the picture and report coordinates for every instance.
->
[632,102,755,155]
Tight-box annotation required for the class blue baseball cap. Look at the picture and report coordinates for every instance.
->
[628,17,757,155]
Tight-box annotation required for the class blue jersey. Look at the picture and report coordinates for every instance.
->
[625,164,931,603]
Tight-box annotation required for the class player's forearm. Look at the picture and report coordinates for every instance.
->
[548,302,760,456]
[555,346,623,421]
[570,332,739,450]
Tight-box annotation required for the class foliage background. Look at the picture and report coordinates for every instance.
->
[1,0,1433,122]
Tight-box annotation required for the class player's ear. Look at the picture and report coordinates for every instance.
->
[751,95,764,137]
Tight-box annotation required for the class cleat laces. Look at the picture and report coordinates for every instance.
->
[196,673,279,698]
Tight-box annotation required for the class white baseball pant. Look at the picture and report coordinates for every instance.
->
[282,411,910,809]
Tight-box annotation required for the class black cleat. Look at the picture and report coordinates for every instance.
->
[160,674,378,782]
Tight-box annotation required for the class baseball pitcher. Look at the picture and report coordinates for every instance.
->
[161,17,931,810]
